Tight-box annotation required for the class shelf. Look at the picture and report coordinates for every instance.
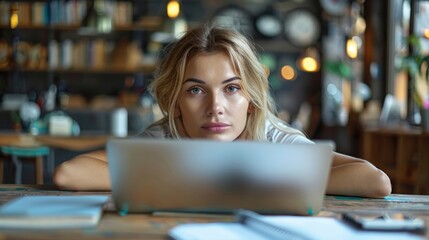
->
[0,65,157,74]
[0,24,76,31]
[0,24,161,32]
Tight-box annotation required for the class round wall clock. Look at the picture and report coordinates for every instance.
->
[254,12,282,38]
[283,9,321,48]
[212,6,254,35]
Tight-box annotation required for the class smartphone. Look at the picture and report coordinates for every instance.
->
[343,213,425,231]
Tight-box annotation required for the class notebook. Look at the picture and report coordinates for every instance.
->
[169,210,424,240]
[0,195,109,229]
[107,138,333,215]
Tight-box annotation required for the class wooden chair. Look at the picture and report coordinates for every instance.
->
[0,146,50,184]
[362,128,421,193]
[415,133,429,194]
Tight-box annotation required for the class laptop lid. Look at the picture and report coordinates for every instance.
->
[107,138,333,215]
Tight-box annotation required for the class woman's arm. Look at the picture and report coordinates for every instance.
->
[326,152,392,198]
[53,145,392,196]
[53,150,111,191]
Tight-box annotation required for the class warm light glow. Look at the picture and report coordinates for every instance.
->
[424,29,429,39]
[346,38,358,59]
[10,12,18,29]
[354,17,366,35]
[299,57,318,72]
[395,70,408,117]
[281,65,296,80]
[342,80,351,111]
[296,48,320,72]
[167,0,180,19]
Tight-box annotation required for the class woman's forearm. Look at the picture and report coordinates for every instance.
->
[53,155,111,191]
[327,159,392,198]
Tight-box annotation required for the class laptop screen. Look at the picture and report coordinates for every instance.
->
[107,138,333,215]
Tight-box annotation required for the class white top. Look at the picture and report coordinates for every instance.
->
[138,121,313,144]
[264,121,314,144]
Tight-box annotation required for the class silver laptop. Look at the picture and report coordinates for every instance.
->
[107,138,333,215]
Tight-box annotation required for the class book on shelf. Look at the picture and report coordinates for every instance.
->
[0,2,10,25]
[16,3,31,26]
[32,2,47,26]
[1,0,135,28]
[0,195,109,229]
[114,1,133,26]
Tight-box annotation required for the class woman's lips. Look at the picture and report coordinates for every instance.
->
[201,123,231,132]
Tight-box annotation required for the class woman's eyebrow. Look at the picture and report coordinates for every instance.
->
[183,78,205,84]
[222,76,241,84]
[183,76,241,84]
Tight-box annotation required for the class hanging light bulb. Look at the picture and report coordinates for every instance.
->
[163,0,187,39]
[353,16,366,35]
[281,65,296,81]
[300,57,318,72]
[346,38,358,59]
[10,4,18,29]
[297,48,320,72]
[167,0,180,19]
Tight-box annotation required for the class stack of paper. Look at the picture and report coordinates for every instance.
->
[170,215,425,240]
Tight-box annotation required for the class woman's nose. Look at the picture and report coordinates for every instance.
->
[206,93,224,116]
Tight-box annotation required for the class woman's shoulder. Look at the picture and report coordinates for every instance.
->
[265,120,313,144]
[136,121,172,139]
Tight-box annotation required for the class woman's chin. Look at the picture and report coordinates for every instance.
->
[197,134,236,142]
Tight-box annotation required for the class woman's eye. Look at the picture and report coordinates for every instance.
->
[225,85,240,93]
[187,87,203,94]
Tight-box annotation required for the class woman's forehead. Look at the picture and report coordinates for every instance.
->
[185,51,240,74]
[187,51,226,62]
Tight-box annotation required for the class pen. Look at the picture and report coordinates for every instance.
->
[235,209,311,240]
[152,211,231,219]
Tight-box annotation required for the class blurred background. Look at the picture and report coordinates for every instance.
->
[0,0,429,194]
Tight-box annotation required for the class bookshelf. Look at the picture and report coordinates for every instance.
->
[0,0,162,109]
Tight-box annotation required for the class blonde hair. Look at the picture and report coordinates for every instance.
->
[149,24,303,141]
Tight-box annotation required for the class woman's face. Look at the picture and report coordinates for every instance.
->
[176,52,250,141]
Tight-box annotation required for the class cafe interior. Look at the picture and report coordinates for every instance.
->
[0,0,428,194]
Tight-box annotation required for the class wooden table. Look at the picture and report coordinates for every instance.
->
[0,134,110,184]
[0,184,428,239]
[0,133,109,152]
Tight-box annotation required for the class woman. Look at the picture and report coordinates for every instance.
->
[54,25,391,197]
